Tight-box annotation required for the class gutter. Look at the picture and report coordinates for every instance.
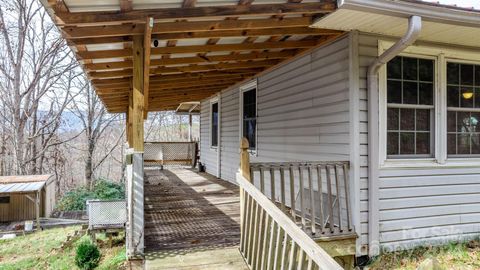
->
[367,15,422,256]
[337,0,480,28]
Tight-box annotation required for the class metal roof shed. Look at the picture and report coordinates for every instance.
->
[0,175,56,230]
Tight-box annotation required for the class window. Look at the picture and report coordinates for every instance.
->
[0,196,9,204]
[386,56,435,158]
[211,102,218,147]
[446,63,480,156]
[242,87,257,150]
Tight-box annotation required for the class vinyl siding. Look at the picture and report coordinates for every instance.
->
[200,100,218,176]
[358,32,480,252]
[200,35,352,185]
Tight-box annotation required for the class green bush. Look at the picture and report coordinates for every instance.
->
[75,240,101,270]
[56,179,125,211]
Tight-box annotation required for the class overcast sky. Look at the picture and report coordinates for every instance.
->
[422,0,480,8]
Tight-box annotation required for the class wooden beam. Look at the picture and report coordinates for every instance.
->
[78,40,314,60]
[84,51,295,71]
[120,0,133,11]
[131,36,144,151]
[54,3,336,25]
[63,17,312,39]
[144,17,153,118]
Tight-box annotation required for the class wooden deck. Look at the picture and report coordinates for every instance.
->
[143,168,246,269]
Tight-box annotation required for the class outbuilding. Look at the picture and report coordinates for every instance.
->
[0,175,56,229]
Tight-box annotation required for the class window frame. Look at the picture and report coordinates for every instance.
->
[385,55,437,159]
[239,80,258,155]
[210,96,219,149]
[378,40,480,168]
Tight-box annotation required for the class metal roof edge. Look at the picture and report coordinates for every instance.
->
[337,0,480,28]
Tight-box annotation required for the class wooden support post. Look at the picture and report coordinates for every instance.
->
[127,92,134,147]
[240,137,251,181]
[35,191,40,230]
[131,36,144,151]
[143,17,153,119]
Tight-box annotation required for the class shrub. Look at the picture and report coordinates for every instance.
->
[56,187,95,211]
[56,179,125,211]
[93,178,125,200]
[75,240,101,270]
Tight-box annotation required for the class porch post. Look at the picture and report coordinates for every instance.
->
[131,35,144,152]
[125,35,145,259]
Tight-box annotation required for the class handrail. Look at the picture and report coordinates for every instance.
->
[237,172,343,270]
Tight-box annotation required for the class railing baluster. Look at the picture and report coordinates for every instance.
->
[289,167,296,219]
[308,166,316,236]
[326,165,335,234]
[270,167,276,201]
[260,166,265,193]
[248,202,259,265]
[253,208,264,267]
[299,166,306,230]
[260,215,270,270]
[317,165,325,233]
[297,250,305,270]
[266,220,277,270]
[240,190,249,253]
[287,240,297,270]
[280,234,289,270]
[343,163,353,232]
[307,257,313,270]
[273,224,283,270]
[280,167,286,212]
[334,165,343,232]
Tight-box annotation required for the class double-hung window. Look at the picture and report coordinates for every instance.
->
[446,63,480,156]
[211,101,219,147]
[240,82,257,151]
[386,56,435,158]
[382,42,480,164]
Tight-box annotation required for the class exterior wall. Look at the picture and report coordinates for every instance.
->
[200,35,352,184]
[0,192,39,222]
[200,100,219,177]
[358,32,480,253]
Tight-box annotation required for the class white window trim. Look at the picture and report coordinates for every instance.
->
[210,96,219,150]
[239,80,258,156]
[378,40,480,168]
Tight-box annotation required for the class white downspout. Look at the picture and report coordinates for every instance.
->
[367,15,422,256]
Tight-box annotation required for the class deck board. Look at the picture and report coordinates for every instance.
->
[144,168,246,269]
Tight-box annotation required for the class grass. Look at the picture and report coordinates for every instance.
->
[0,226,126,270]
[367,238,480,270]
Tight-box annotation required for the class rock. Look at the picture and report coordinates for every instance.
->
[417,258,445,270]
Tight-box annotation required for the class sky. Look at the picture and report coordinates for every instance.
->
[421,0,480,9]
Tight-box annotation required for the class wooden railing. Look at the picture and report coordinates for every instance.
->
[143,141,197,167]
[238,138,343,270]
[249,161,354,238]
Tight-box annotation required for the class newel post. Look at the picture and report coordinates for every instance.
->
[240,137,251,182]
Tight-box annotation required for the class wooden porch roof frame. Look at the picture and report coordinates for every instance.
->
[41,0,343,114]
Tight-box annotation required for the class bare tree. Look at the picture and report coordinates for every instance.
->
[70,80,123,189]
[0,0,80,175]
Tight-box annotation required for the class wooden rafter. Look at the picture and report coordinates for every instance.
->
[77,40,317,60]
[52,3,336,25]
[63,17,313,39]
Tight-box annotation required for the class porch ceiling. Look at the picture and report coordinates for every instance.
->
[41,0,342,113]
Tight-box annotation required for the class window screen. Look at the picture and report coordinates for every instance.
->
[211,102,218,147]
[242,89,256,150]
[386,56,435,158]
